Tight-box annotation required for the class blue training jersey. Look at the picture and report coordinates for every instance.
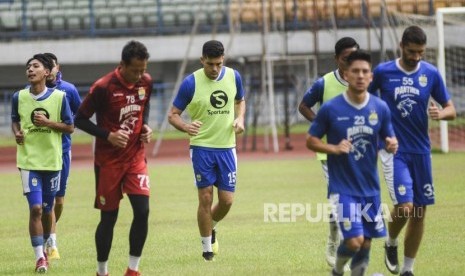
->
[47,72,82,153]
[173,66,245,111]
[368,59,450,154]
[309,93,394,197]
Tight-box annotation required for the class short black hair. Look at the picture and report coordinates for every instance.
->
[202,40,224,58]
[122,40,150,64]
[335,37,359,56]
[26,53,54,71]
[401,25,427,45]
[44,52,58,64]
[346,50,372,66]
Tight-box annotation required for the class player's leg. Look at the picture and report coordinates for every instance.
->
[123,159,150,275]
[46,152,69,260]
[94,165,125,276]
[324,160,339,268]
[210,148,237,256]
[191,148,219,261]
[41,171,60,267]
[125,195,149,276]
[351,195,386,275]
[332,194,364,275]
[384,153,413,274]
[400,153,433,275]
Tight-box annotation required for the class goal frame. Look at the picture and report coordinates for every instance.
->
[436,7,465,153]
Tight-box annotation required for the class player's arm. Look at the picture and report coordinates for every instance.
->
[168,105,202,136]
[429,100,456,121]
[167,76,202,136]
[298,101,316,121]
[232,70,245,134]
[306,134,351,155]
[140,87,153,143]
[233,99,245,134]
[10,92,24,145]
[33,95,74,134]
[298,79,324,121]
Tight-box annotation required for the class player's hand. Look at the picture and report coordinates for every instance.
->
[14,130,25,145]
[385,136,398,154]
[233,117,245,134]
[428,101,441,120]
[185,120,202,136]
[140,124,152,144]
[33,112,50,127]
[335,139,352,154]
[108,129,130,148]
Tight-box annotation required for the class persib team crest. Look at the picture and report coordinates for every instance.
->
[368,110,378,126]
[418,74,428,87]
[138,87,146,100]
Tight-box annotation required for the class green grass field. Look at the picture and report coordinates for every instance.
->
[1,152,464,275]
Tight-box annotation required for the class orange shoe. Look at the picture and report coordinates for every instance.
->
[124,268,141,276]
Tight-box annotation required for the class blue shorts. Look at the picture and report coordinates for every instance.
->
[380,150,434,206]
[332,193,386,240]
[190,147,237,192]
[56,151,71,197]
[20,169,60,212]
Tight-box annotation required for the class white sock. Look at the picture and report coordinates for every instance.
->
[97,261,108,275]
[34,246,45,261]
[401,256,415,273]
[128,255,140,271]
[334,254,351,274]
[212,220,218,229]
[201,236,212,252]
[386,236,398,247]
[49,233,57,248]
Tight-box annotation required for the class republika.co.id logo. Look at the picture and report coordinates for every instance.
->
[31,108,49,126]
[210,90,228,109]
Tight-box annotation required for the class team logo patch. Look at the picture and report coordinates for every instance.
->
[368,110,378,126]
[343,219,352,231]
[398,185,406,196]
[99,196,106,205]
[196,174,202,182]
[138,87,145,100]
[210,90,228,109]
[418,74,428,87]
[32,177,38,187]
[30,108,49,126]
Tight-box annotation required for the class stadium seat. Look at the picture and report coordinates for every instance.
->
[144,5,159,27]
[93,0,107,9]
[66,9,84,30]
[0,10,20,31]
[129,6,146,28]
[32,10,50,31]
[60,0,75,10]
[113,7,130,28]
[95,8,113,29]
[49,9,66,31]
[43,1,60,11]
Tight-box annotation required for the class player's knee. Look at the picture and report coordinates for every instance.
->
[394,202,414,218]
[344,236,364,252]
[30,205,43,219]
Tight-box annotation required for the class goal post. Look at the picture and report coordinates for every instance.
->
[436,7,465,153]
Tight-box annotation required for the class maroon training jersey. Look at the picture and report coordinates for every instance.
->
[78,67,153,166]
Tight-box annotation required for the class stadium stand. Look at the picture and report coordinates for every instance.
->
[2,0,464,39]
